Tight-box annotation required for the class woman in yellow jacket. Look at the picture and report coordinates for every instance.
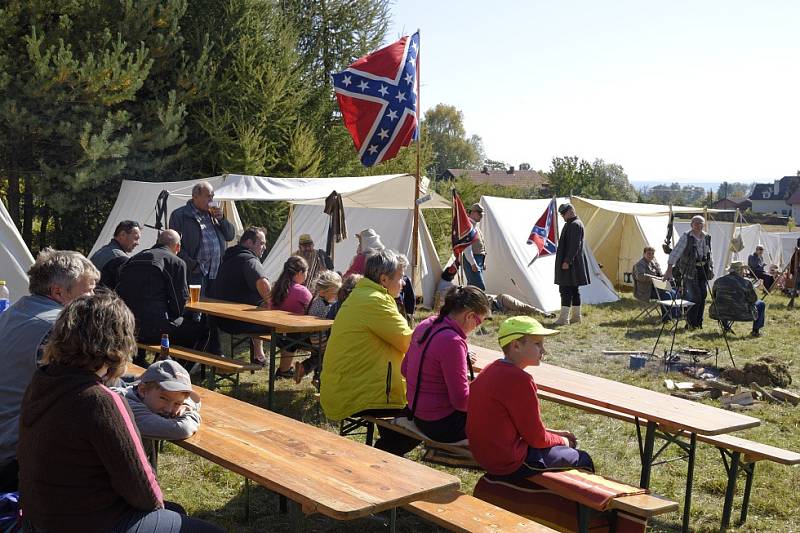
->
[320,249,420,455]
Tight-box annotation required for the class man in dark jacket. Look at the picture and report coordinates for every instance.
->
[168,181,235,295]
[211,227,271,363]
[710,261,766,337]
[116,230,208,349]
[554,203,590,325]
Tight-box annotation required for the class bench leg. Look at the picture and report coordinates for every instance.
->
[279,494,287,514]
[244,477,250,522]
[288,499,305,532]
[638,420,657,488]
[739,462,755,525]
[576,504,591,533]
[681,433,697,533]
[206,367,216,391]
[366,421,375,446]
[720,450,740,532]
[388,507,397,533]
[268,332,278,411]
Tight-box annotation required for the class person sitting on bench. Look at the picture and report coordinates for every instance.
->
[401,286,491,443]
[710,261,767,338]
[294,270,342,384]
[113,360,201,442]
[467,316,594,479]
[269,256,312,380]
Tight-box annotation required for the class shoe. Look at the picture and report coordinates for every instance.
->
[553,306,570,326]
[275,368,295,380]
[751,329,761,338]
[294,361,306,384]
[252,354,267,367]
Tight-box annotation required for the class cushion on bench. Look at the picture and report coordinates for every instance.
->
[535,469,647,511]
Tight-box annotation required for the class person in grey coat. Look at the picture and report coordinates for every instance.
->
[168,181,235,295]
[553,203,590,325]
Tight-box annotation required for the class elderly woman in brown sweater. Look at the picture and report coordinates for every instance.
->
[17,292,222,533]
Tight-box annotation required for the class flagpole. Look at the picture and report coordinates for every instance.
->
[411,29,422,287]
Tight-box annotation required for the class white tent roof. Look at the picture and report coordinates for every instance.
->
[480,196,619,313]
[1,200,34,303]
[208,173,449,209]
[90,178,244,258]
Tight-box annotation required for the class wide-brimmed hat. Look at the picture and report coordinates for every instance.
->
[498,316,559,348]
[558,203,574,215]
[358,228,385,252]
[298,233,314,245]
[728,260,745,274]
[138,360,192,393]
[470,203,484,214]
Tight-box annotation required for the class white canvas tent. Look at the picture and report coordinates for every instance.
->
[212,174,449,308]
[90,177,244,258]
[479,196,619,313]
[1,200,34,303]
[571,197,732,287]
[94,174,448,308]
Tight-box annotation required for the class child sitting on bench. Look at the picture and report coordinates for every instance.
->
[294,270,342,384]
[113,359,201,441]
[467,316,594,479]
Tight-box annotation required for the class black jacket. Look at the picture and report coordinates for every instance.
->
[116,245,188,327]
[211,244,266,306]
[554,216,590,287]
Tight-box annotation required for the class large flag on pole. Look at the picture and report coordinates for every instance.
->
[452,190,477,266]
[332,32,420,167]
[527,197,558,264]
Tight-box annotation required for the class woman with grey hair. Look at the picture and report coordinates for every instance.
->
[320,249,420,456]
[17,292,223,533]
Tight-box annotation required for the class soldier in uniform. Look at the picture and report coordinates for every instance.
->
[709,261,766,337]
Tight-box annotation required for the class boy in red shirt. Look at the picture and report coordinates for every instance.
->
[467,316,594,478]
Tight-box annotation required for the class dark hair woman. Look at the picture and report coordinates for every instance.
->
[401,285,491,443]
[270,255,312,378]
[17,292,222,533]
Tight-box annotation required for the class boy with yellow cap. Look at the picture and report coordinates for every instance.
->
[466,316,594,478]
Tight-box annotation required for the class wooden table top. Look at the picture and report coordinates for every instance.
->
[125,365,460,520]
[469,345,760,436]
[186,299,333,333]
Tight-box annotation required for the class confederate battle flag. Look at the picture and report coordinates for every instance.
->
[527,197,558,261]
[332,32,419,167]
[452,190,477,266]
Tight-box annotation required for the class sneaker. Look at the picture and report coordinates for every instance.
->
[274,368,295,380]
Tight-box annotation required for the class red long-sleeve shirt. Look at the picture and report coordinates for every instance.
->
[466,359,564,475]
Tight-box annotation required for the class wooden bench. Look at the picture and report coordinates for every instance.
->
[405,489,558,532]
[346,415,676,532]
[537,389,800,531]
[136,343,262,390]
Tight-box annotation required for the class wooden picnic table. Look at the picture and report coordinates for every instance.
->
[125,365,460,529]
[186,299,333,409]
[469,345,760,533]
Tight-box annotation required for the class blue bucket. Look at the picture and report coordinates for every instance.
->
[629,354,647,370]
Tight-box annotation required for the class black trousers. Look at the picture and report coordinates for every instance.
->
[414,410,467,443]
[559,285,581,306]
[354,408,421,456]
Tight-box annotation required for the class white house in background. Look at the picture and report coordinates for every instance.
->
[788,189,800,224]
[748,175,800,217]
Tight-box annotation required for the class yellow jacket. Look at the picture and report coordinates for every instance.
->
[320,277,413,420]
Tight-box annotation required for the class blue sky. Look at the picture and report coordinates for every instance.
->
[389,1,800,183]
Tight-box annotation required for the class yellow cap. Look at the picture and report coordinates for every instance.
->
[497,316,559,348]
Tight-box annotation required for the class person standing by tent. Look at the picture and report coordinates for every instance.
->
[553,203,590,326]
[664,215,713,330]
[344,228,385,277]
[295,234,334,288]
[462,204,487,290]
[168,181,235,297]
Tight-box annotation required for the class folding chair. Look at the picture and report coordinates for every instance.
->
[629,278,661,325]
[650,278,695,363]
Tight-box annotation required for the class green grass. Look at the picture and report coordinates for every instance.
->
[157,294,800,532]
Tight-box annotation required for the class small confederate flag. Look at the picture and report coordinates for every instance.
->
[332,32,419,167]
[452,190,477,265]
[527,197,558,259]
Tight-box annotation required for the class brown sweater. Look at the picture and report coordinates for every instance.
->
[18,363,163,532]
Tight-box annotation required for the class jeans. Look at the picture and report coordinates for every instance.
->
[463,254,486,290]
[754,300,766,330]
[684,268,708,327]
[110,506,224,533]
[501,445,595,480]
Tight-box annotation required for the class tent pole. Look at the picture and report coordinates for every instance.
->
[411,28,422,286]
[289,203,294,258]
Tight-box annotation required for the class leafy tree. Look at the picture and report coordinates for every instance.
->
[591,159,637,202]
[483,159,508,171]
[716,181,753,200]
[424,103,481,179]
[546,156,636,201]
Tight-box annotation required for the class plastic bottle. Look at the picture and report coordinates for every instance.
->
[160,333,170,360]
[0,281,9,314]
